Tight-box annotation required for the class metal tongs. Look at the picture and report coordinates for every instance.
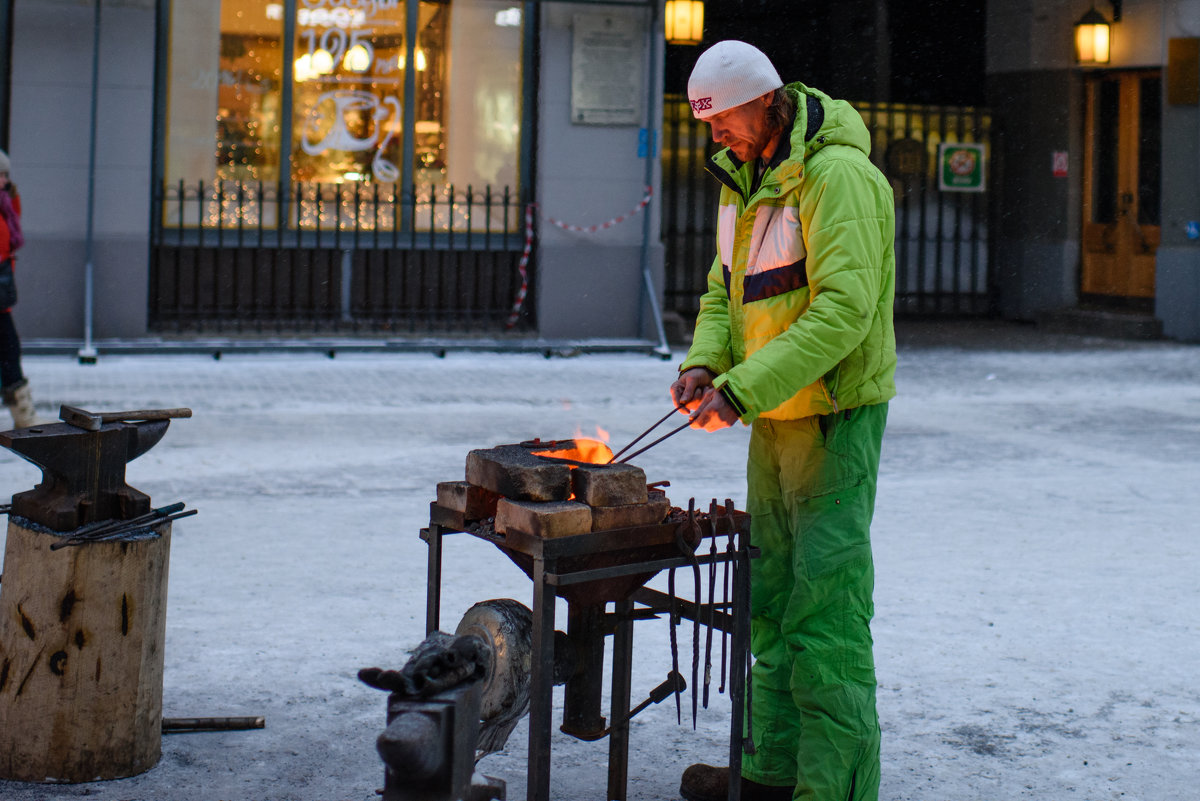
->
[607,405,694,464]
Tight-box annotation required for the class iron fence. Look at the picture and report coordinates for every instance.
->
[662,97,723,318]
[662,96,996,320]
[149,181,533,334]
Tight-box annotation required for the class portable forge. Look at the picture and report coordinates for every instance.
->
[364,437,757,801]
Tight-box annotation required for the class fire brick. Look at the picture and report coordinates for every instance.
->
[495,498,593,539]
[590,493,671,531]
[571,463,648,507]
[466,445,573,502]
[436,481,502,520]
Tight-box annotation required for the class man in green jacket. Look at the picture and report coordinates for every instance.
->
[671,41,896,801]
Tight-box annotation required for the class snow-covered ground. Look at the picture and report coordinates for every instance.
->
[0,320,1197,801]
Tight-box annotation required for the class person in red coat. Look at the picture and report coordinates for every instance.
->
[0,148,36,428]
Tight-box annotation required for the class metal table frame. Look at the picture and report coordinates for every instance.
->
[422,505,756,801]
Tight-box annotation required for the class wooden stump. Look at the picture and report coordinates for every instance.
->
[0,517,171,782]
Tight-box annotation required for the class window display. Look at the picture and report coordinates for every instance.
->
[163,0,523,232]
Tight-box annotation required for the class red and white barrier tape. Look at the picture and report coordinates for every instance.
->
[505,202,536,329]
[505,186,654,329]
[544,185,653,233]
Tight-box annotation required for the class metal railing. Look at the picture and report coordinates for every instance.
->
[859,101,994,316]
[662,96,996,320]
[149,180,533,334]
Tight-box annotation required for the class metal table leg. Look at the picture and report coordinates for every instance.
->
[726,524,752,801]
[607,599,635,801]
[424,524,443,635]
[528,555,558,801]
[563,604,607,738]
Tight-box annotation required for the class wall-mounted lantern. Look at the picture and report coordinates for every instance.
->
[665,0,704,46]
[1074,2,1121,66]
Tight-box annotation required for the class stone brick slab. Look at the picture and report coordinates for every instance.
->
[590,493,672,531]
[466,445,573,502]
[571,463,648,507]
[436,481,502,520]
[495,498,593,539]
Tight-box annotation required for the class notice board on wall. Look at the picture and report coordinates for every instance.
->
[1167,37,1199,106]
[570,12,645,125]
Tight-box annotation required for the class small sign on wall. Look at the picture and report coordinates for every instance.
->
[1167,37,1200,106]
[571,13,645,126]
[1052,151,1069,178]
[937,142,986,192]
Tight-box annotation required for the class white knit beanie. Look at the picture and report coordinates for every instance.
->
[0,149,10,174]
[687,41,782,119]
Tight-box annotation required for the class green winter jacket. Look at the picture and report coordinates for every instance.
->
[681,83,897,422]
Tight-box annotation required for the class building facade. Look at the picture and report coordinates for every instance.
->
[987,0,1200,341]
[6,1,1197,347]
[1,0,666,348]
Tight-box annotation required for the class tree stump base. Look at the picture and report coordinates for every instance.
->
[0,517,171,782]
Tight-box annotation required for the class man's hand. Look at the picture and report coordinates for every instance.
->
[688,388,739,431]
[670,367,714,412]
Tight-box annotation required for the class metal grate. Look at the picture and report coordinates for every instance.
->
[661,97,722,320]
[149,181,533,335]
[661,96,996,321]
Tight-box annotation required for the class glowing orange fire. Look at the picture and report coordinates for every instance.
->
[532,437,613,465]
[531,425,614,469]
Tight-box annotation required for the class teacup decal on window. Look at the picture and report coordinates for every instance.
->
[301,90,400,182]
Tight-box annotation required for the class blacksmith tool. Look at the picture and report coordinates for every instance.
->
[667,559,682,725]
[719,498,736,695]
[362,632,505,801]
[598,671,686,736]
[162,716,264,733]
[0,408,191,531]
[60,404,192,431]
[608,405,691,464]
[703,500,719,708]
[50,502,197,550]
[682,499,703,729]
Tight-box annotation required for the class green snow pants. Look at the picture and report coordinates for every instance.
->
[740,403,887,801]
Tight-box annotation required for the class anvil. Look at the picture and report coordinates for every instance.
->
[0,406,188,532]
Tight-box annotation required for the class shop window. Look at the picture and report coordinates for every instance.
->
[163,0,523,233]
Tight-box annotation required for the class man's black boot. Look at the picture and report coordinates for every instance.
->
[679,764,794,801]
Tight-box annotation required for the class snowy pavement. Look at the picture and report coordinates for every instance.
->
[0,321,1197,801]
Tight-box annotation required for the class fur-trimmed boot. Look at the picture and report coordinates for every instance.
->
[3,378,36,429]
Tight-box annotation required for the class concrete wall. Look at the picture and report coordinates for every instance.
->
[10,0,156,340]
[987,69,1084,319]
[534,3,663,340]
[1157,2,1200,340]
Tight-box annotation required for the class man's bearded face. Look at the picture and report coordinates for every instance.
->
[704,93,774,163]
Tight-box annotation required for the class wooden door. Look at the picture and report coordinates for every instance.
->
[1081,71,1161,299]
